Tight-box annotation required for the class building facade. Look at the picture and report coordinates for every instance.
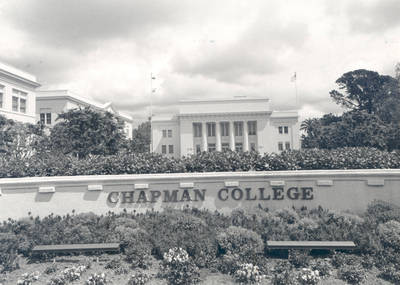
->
[152,97,300,158]
[36,90,133,139]
[0,62,40,123]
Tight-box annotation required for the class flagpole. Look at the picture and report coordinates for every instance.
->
[295,73,298,109]
[149,73,155,153]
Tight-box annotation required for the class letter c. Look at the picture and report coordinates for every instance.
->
[107,192,120,204]
[218,188,229,201]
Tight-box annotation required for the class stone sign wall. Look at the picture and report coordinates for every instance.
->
[0,169,400,220]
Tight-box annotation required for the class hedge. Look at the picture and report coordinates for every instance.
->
[0,147,399,178]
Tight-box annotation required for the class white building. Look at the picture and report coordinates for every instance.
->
[36,90,133,139]
[0,62,41,123]
[152,97,300,158]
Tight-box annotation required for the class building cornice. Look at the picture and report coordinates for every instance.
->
[179,97,269,104]
[0,72,40,89]
[178,111,272,119]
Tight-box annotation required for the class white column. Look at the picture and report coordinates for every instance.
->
[216,122,221,151]
[202,122,208,152]
[229,121,235,151]
[243,121,249,152]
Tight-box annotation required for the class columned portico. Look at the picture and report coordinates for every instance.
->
[229,121,235,151]
[216,122,222,151]
[202,122,207,151]
[243,121,249,152]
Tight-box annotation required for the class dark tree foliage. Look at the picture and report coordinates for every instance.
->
[50,107,126,158]
[329,69,399,114]
[303,68,400,151]
[129,121,150,153]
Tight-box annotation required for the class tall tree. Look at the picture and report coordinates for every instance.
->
[50,107,126,158]
[129,121,150,153]
[329,69,396,114]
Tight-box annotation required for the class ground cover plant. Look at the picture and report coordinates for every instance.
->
[0,201,400,284]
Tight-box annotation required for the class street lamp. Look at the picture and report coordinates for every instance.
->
[149,73,156,152]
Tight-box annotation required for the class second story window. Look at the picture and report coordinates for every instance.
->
[193,123,202,137]
[220,122,229,136]
[162,130,167,138]
[234,122,243,136]
[207,122,215,137]
[248,121,257,135]
[168,129,172,138]
[12,89,28,113]
[279,126,289,134]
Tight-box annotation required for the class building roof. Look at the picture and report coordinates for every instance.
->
[0,61,40,88]
[37,89,132,122]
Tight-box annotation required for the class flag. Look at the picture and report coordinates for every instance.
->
[291,72,297,82]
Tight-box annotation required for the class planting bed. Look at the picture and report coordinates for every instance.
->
[1,200,400,284]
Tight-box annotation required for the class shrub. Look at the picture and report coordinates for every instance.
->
[366,200,400,223]
[311,259,332,278]
[234,263,265,284]
[16,271,40,285]
[0,232,19,272]
[271,261,296,285]
[85,273,108,285]
[378,265,400,284]
[297,268,320,285]
[44,264,58,275]
[162,248,200,285]
[119,227,153,268]
[216,226,263,262]
[378,220,400,250]
[288,250,311,268]
[338,265,365,284]
[127,271,151,285]
[48,265,87,285]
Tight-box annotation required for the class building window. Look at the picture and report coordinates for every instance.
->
[207,122,215,137]
[169,145,174,154]
[20,98,26,113]
[284,126,289,134]
[285,142,291,150]
[12,96,19,112]
[248,121,257,135]
[250,143,256,151]
[193,123,202,137]
[0,85,3,108]
[220,122,229,136]
[235,142,243,152]
[196,144,201,154]
[234,122,243,136]
[278,142,283,151]
[46,113,52,124]
[222,143,230,151]
[40,113,45,124]
[168,129,172,138]
[12,89,27,113]
[208,143,216,152]
[162,145,167,154]
[162,130,167,138]
[278,126,283,134]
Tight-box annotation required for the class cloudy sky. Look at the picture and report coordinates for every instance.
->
[1,0,400,123]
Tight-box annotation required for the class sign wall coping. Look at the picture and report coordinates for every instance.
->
[0,169,399,188]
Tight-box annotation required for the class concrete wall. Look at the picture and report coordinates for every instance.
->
[1,169,400,220]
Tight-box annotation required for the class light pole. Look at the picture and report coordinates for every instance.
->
[149,73,156,152]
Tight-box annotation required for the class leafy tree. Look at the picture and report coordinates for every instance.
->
[50,107,126,158]
[129,121,150,153]
[0,114,44,159]
[329,69,397,114]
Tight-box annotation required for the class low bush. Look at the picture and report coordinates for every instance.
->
[378,265,400,284]
[86,272,108,285]
[234,263,265,284]
[338,265,365,284]
[288,250,311,268]
[377,220,400,250]
[119,227,153,268]
[297,268,320,285]
[216,226,263,262]
[127,271,151,285]
[162,248,200,285]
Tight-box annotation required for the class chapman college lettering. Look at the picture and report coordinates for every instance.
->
[107,186,314,204]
